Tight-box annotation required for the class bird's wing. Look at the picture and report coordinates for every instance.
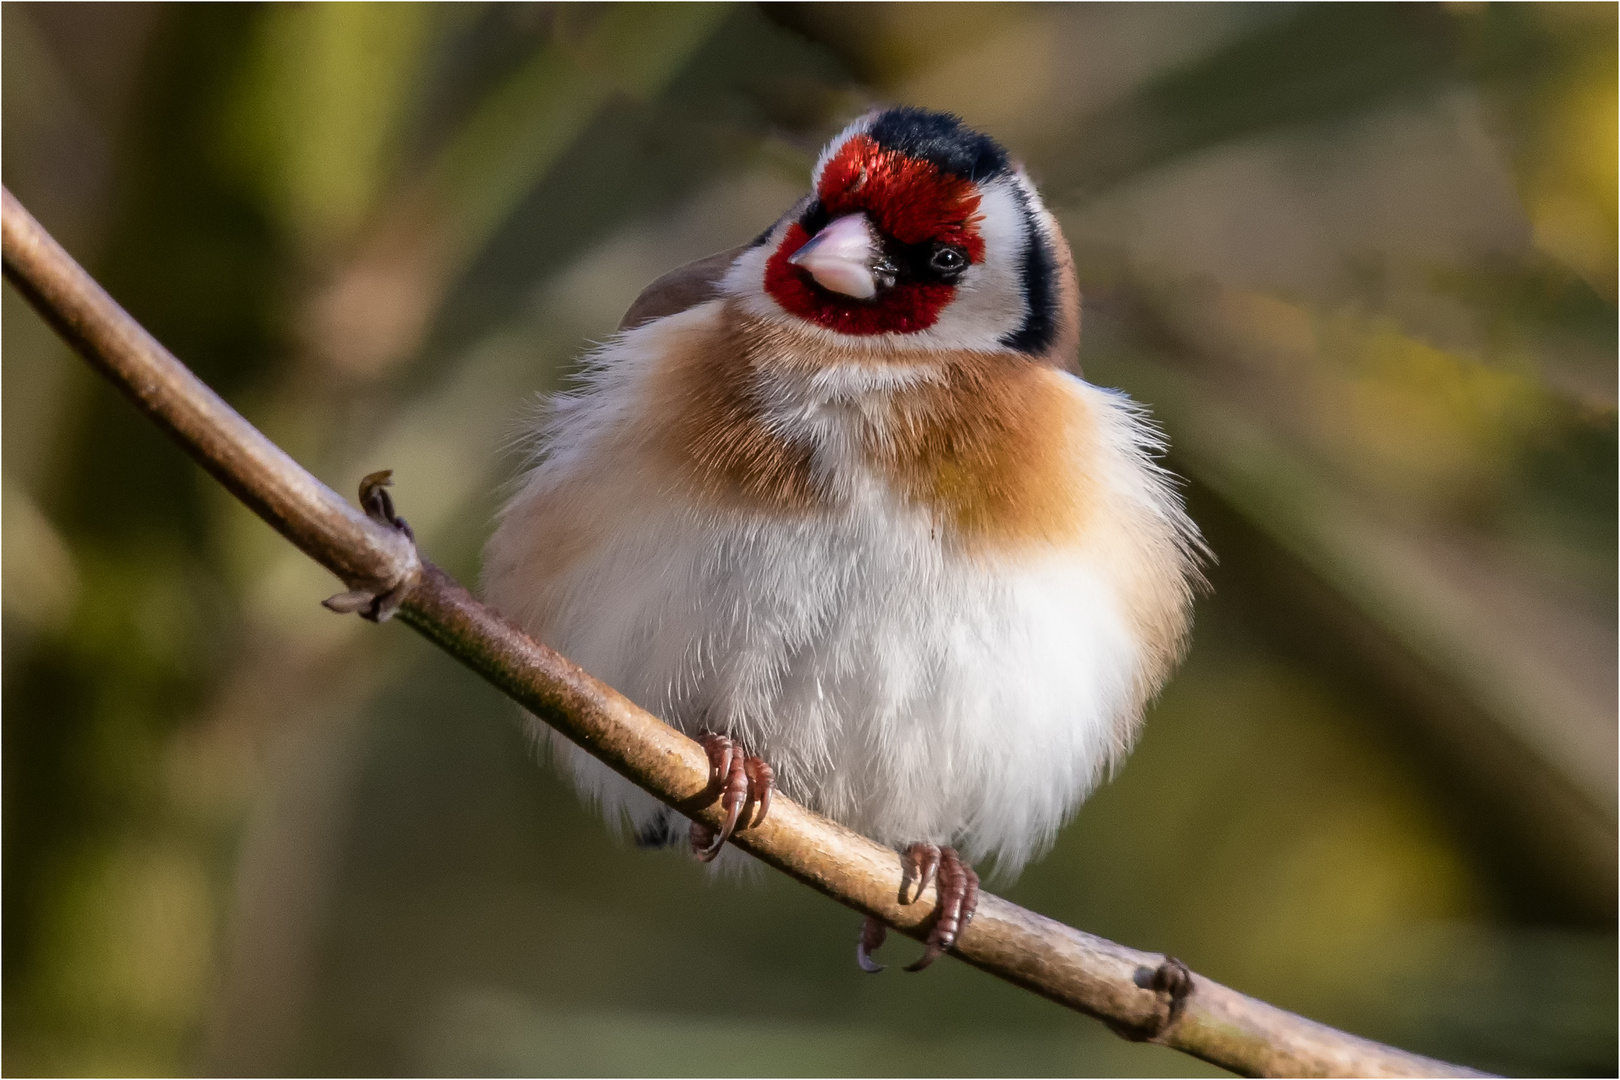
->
[618,246,749,331]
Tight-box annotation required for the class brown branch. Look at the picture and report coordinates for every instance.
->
[2,186,1486,1080]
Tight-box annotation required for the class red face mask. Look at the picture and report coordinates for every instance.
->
[765,134,986,336]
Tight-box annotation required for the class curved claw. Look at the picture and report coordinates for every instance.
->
[916,850,940,902]
[715,796,745,848]
[691,821,724,863]
[747,757,774,827]
[715,747,749,844]
[904,846,979,972]
[690,734,776,862]
[905,943,946,973]
[902,842,941,905]
[709,739,734,786]
[857,916,887,973]
[960,862,981,927]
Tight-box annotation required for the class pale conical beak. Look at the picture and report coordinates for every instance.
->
[788,212,878,299]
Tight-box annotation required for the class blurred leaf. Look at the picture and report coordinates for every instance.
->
[1093,339,1616,854]
[1461,3,1618,299]
[1044,4,1463,200]
[303,2,731,378]
[429,1,733,274]
[222,3,440,254]
[1,480,81,638]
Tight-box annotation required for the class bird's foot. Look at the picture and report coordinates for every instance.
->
[858,843,980,973]
[902,843,979,971]
[688,733,774,862]
[321,470,419,622]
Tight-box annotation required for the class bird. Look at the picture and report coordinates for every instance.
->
[482,106,1204,972]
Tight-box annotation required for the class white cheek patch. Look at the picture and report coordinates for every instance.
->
[920,179,1031,351]
[724,234,781,318]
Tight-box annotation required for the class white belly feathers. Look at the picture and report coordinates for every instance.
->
[483,303,1189,879]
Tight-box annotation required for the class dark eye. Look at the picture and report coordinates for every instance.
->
[929,245,967,275]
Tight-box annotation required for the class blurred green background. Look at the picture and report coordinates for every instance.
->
[3,3,1615,1076]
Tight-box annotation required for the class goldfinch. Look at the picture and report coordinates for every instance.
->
[483,107,1203,971]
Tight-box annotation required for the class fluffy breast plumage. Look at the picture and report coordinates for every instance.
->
[483,300,1199,878]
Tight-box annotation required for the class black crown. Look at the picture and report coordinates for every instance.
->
[865,107,1011,184]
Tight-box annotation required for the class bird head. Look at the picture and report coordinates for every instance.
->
[725,107,1077,363]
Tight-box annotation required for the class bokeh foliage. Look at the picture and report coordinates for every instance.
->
[3,4,1614,1076]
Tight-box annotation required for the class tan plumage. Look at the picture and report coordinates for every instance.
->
[483,108,1203,967]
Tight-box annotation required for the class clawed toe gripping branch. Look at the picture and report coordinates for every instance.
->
[2,187,1487,1079]
[690,733,775,862]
